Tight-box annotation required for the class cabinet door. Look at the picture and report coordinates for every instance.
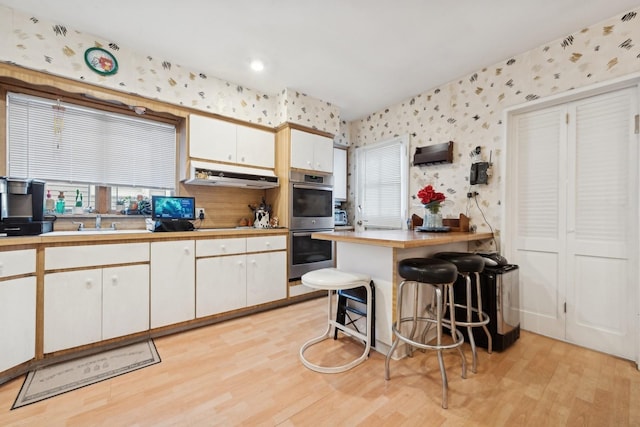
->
[102,265,150,340]
[44,269,102,353]
[313,135,334,173]
[290,129,333,172]
[246,251,286,306]
[290,129,317,170]
[333,147,347,201]
[150,240,195,328]
[196,254,246,317]
[0,277,36,372]
[236,126,275,168]
[189,114,236,163]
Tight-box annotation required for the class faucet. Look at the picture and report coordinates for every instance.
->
[72,221,84,231]
[95,215,101,229]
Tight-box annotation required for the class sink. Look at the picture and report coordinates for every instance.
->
[44,229,151,236]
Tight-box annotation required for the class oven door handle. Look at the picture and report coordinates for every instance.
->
[292,183,333,192]
[292,231,313,237]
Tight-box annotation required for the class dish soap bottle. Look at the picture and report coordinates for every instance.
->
[56,191,65,214]
[45,189,55,213]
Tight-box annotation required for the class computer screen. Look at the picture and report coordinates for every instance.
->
[151,196,196,221]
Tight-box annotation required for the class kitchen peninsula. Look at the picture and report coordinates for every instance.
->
[311,229,494,354]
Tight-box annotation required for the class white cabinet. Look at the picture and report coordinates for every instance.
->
[247,251,287,306]
[196,254,247,316]
[333,147,347,201]
[195,235,287,317]
[44,263,150,353]
[102,265,150,340]
[189,114,274,168]
[236,125,275,168]
[290,129,333,173]
[44,269,103,353]
[150,240,195,328]
[44,243,150,353]
[0,275,36,372]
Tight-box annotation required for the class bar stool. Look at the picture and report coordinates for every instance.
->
[385,258,466,409]
[300,268,373,374]
[434,252,492,373]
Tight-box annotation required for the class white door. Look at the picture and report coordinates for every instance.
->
[246,251,287,306]
[196,254,247,317]
[102,264,150,340]
[564,89,638,359]
[510,86,638,360]
[512,106,567,340]
[150,240,195,328]
[44,269,102,353]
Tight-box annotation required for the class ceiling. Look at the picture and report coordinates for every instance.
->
[1,0,638,121]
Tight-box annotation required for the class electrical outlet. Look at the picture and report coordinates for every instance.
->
[196,207,206,220]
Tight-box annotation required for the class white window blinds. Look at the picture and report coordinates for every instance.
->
[356,135,408,229]
[7,92,176,190]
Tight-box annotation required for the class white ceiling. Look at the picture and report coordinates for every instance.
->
[1,0,638,121]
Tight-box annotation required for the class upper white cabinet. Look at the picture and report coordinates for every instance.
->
[333,147,347,201]
[189,114,275,169]
[290,129,333,173]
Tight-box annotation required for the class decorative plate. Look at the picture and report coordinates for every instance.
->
[84,47,118,76]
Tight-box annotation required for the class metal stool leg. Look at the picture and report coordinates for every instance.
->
[474,271,492,354]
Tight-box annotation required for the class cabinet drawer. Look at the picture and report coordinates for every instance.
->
[0,249,36,278]
[246,235,286,252]
[45,243,149,270]
[196,238,246,257]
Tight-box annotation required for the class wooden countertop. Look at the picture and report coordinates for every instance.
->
[311,229,493,249]
[0,227,289,247]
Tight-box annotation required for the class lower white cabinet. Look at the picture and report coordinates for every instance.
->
[0,276,36,372]
[44,265,149,353]
[196,254,246,317]
[246,251,287,306]
[195,235,287,317]
[150,240,195,328]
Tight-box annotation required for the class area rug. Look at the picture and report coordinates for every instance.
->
[12,340,160,409]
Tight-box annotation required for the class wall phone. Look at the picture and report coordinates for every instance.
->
[470,162,489,185]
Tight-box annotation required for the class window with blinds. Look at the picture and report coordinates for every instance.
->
[355,135,408,229]
[6,92,176,190]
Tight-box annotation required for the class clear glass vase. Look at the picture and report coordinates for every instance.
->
[424,207,443,229]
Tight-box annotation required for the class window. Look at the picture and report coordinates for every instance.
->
[6,92,177,211]
[355,135,409,229]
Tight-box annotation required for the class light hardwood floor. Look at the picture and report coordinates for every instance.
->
[1,297,639,426]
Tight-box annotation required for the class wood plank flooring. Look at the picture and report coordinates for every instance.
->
[1,297,638,426]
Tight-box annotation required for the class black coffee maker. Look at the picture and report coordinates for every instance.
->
[0,177,54,235]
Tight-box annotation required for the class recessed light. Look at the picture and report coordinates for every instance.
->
[250,59,264,72]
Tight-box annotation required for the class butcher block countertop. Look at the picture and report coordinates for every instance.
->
[311,229,493,249]
[0,227,288,247]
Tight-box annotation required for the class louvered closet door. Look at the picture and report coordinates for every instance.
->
[513,106,567,340]
[512,87,638,360]
[565,88,638,359]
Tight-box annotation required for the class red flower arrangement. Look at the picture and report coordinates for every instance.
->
[417,185,446,213]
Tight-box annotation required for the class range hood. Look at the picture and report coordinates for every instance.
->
[183,160,279,189]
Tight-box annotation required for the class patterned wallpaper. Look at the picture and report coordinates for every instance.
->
[0,5,340,135]
[347,7,640,243]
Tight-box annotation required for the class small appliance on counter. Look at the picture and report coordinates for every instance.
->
[334,209,347,226]
[0,177,54,236]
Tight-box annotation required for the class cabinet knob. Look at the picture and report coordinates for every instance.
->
[220,244,226,250]
[111,275,118,285]
[265,241,271,247]
[228,154,232,160]
[240,156,245,162]
[85,279,93,289]
[184,247,190,254]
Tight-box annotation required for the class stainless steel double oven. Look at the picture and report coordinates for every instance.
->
[288,171,335,281]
